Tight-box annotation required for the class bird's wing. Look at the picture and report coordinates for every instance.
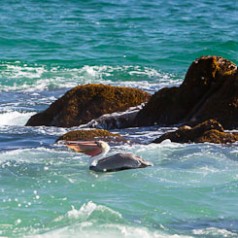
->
[91,153,150,172]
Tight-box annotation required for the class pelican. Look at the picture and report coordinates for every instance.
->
[65,140,152,172]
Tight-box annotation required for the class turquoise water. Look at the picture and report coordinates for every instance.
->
[0,0,238,237]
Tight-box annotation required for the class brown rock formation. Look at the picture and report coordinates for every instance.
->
[196,129,238,144]
[135,56,238,129]
[56,129,127,143]
[26,84,150,127]
[153,119,238,144]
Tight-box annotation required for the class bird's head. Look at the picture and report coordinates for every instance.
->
[66,140,110,157]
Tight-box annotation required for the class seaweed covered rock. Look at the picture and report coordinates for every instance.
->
[153,119,238,144]
[56,129,127,143]
[26,84,150,127]
[196,129,238,144]
[135,56,238,129]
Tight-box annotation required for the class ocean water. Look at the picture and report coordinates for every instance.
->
[0,0,238,237]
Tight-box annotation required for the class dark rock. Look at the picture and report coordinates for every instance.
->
[195,129,238,144]
[26,84,150,127]
[153,119,238,144]
[56,129,127,144]
[135,56,238,129]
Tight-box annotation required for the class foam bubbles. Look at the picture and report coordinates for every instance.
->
[0,111,35,126]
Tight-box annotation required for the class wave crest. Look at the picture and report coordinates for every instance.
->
[0,61,178,92]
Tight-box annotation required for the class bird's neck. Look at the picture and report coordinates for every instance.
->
[90,145,110,166]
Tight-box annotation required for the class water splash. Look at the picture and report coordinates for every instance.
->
[0,111,35,126]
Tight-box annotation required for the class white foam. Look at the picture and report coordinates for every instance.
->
[27,222,193,238]
[193,227,237,237]
[67,202,98,220]
[61,201,123,222]
[4,64,46,79]
[160,139,172,145]
[81,65,168,79]
[0,62,179,93]
[0,111,35,126]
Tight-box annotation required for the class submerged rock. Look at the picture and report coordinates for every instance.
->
[26,84,150,128]
[135,56,238,129]
[56,129,127,144]
[153,119,238,144]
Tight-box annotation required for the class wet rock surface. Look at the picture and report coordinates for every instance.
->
[153,119,238,144]
[56,129,128,144]
[26,84,150,128]
[135,56,238,129]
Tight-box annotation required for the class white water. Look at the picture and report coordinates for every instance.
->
[0,111,35,126]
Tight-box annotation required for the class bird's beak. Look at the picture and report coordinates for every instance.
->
[66,141,102,157]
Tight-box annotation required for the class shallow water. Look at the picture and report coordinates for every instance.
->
[0,0,238,237]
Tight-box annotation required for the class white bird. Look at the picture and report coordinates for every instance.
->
[66,140,152,172]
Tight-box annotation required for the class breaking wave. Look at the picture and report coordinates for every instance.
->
[0,61,180,92]
[26,201,193,238]
[0,111,35,126]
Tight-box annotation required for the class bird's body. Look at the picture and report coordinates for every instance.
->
[66,140,152,172]
[90,152,151,172]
